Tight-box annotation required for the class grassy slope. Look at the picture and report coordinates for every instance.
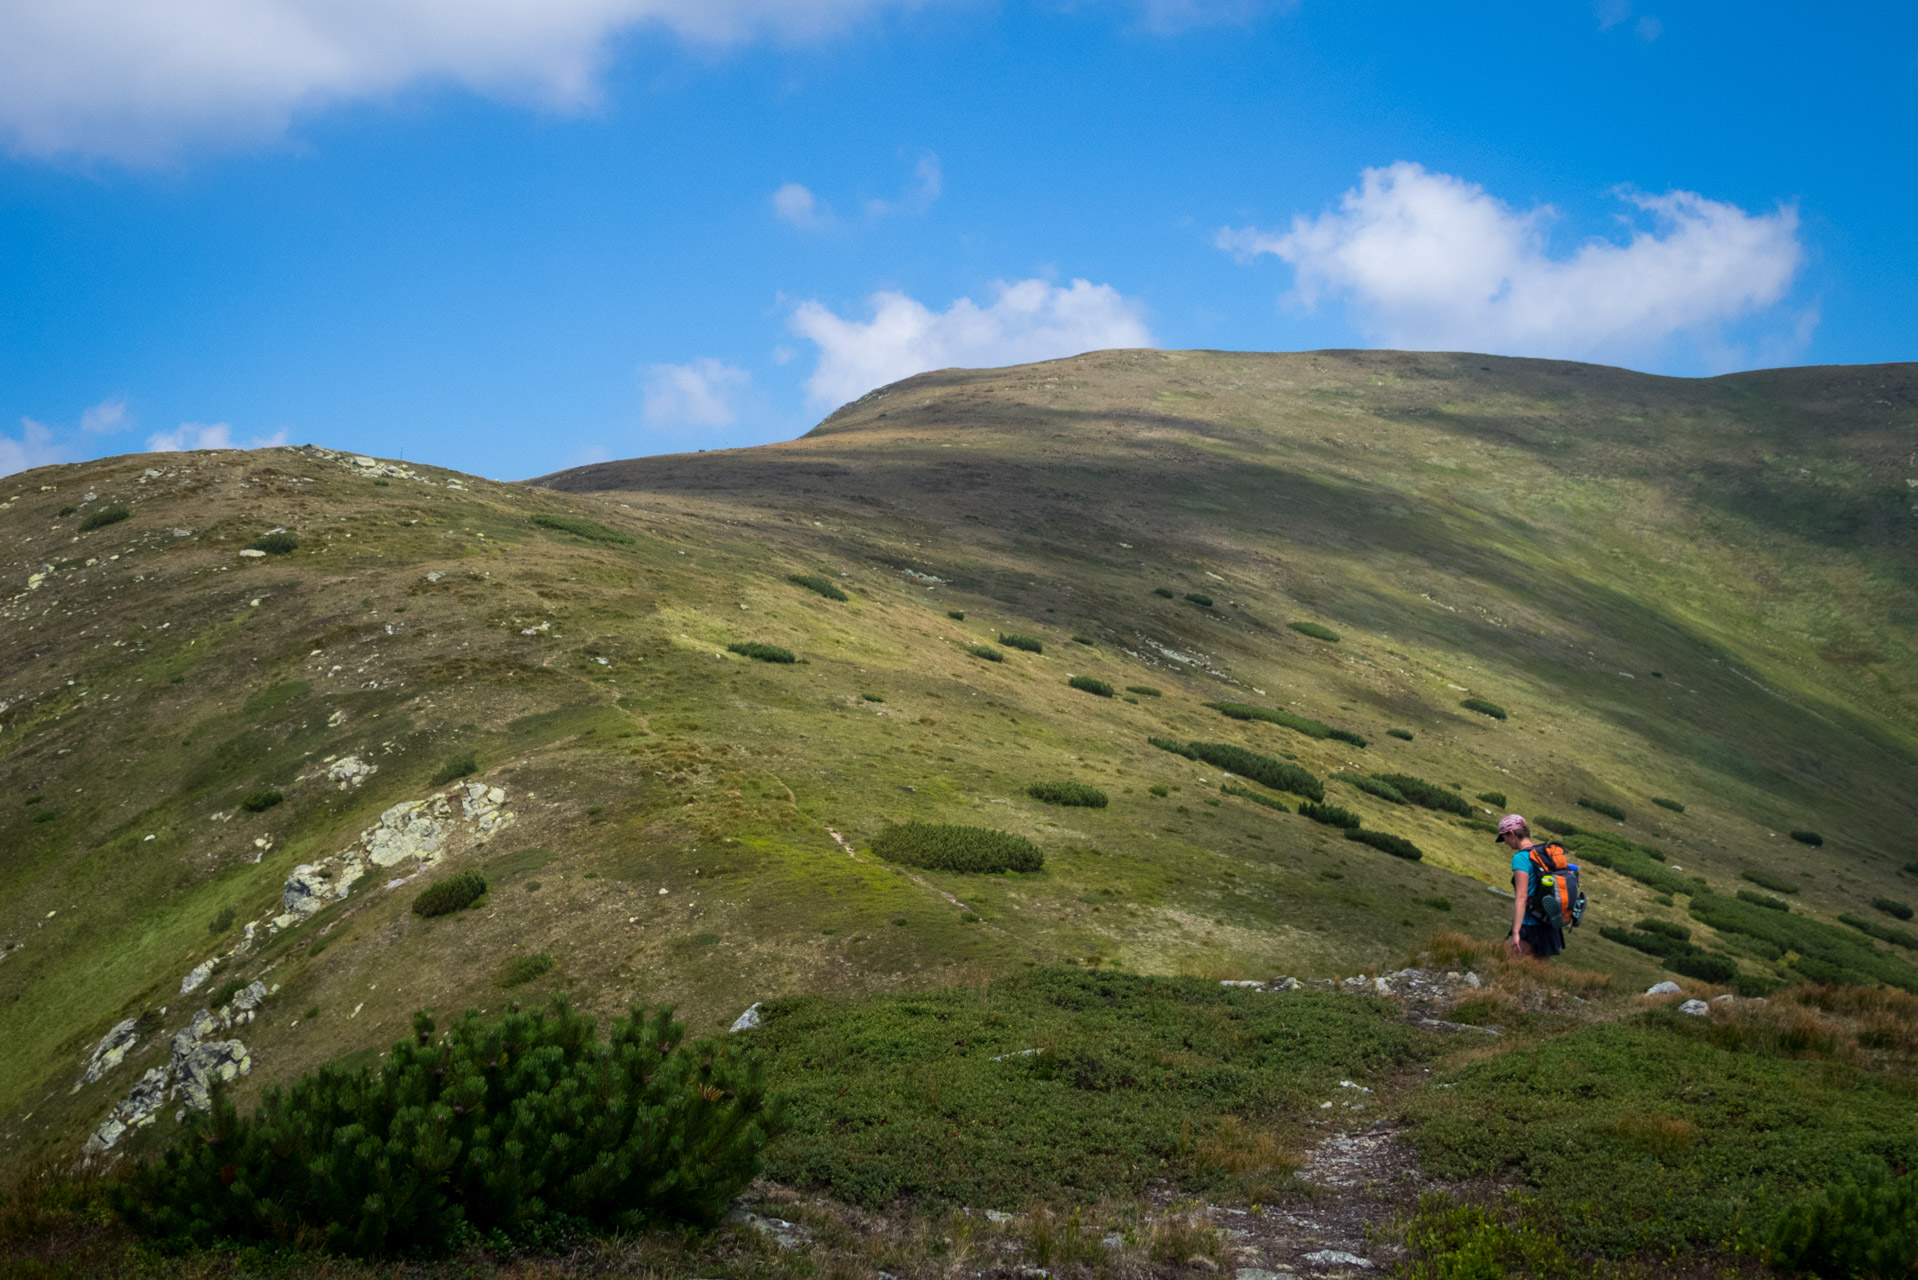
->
[2,348,1916,1168]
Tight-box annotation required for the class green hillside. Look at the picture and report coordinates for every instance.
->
[3,348,1917,1173]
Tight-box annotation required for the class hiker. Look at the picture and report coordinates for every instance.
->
[1497,814,1566,959]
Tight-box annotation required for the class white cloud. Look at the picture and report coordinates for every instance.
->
[79,397,129,433]
[790,277,1153,409]
[1217,162,1804,364]
[0,0,927,162]
[146,422,288,452]
[773,182,833,230]
[0,418,69,478]
[643,359,750,428]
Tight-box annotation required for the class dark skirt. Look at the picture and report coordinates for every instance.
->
[1520,921,1566,958]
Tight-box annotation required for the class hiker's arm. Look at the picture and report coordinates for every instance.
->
[1511,870,1529,944]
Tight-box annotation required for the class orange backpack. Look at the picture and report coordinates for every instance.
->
[1522,842,1586,929]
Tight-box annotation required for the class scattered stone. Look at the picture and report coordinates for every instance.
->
[1303,1250,1372,1269]
[76,1017,141,1090]
[326,755,377,789]
[1712,993,1738,1004]
[724,1209,808,1250]
[1234,1270,1298,1280]
[1417,1018,1501,1036]
[1678,999,1710,1016]
[1645,981,1683,996]
[730,1003,764,1033]
[1274,976,1303,990]
[179,960,216,995]
[1221,979,1263,988]
[238,548,266,558]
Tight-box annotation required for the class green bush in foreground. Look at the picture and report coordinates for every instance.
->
[430,753,477,785]
[1460,697,1508,720]
[872,822,1043,873]
[1067,675,1114,697]
[1149,737,1325,802]
[1388,728,1414,741]
[1345,828,1423,861]
[965,643,1003,662]
[1299,801,1360,829]
[1372,773,1474,816]
[1768,1164,1918,1280]
[1742,868,1800,895]
[113,999,782,1257]
[1126,685,1161,697]
[999,632,1044,653]
[1875,897,1916,921]
[786,573,848,601]
[495,951,556,987]
[530,512,633,544]
[245,531,298,555]
[1790,830,1825,847]
[1652,796,1686,813]
[79,504,130,532]
[1183,592,1213,607]
[1476,790,1506,807]
[1287,620,1340,642]
[1577,797,1628,822]
[412,871,487,918]
[1027,781,1109,808]
[239,789,283,813]
[728,642,796,663]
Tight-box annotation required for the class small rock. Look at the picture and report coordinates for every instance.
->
[180,960,216,995]
[1712,993,1738,1004]
[730,1003,764,1033]
[76,1017,142,1089]
[238,548,266,558]
[1221,979,1263,988]
[1678,999,1710,1016]
[1274,976,1303,990]
[1303,1250,1372,1269]
[1645,980,1683,996]
[1463,971,1482,988]
[1234,1271,1297,1280]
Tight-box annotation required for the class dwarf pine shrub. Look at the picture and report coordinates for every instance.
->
[1028,782,1109,808]
[1652,797,1686,813]
[1218,782,1287,813]
[530,513,633,544]
[1287,620,1339,642]
[240,789,284,813]
[1636,918,1691,941]
[1599,925,1689,960]
[1576,798,1627,822]
[965,643,1004,662]
[1690,891,1918,990]
[1345,828,1423,861]
[1476,791,1506,807]
[1205,701,1364,746]
[872,822,1043,873]
[1183,593,1214,608]
[729,642,796,663]
[1067,675,1114,697]
[1665,951,1739,984]
[57,504,76,516]
[1155,740,1324,801]
[1153,587,1175,599]
[1840,913,1918,950]
[999,633,1043,653]
[1742,868,1800,895]
[113,999,782,1257]
[209,906,237,935]
[495,952,556,987]
[412,871,487,918]
[1126,685,1161,697]
[1460,697,1508,720]
[1371,773,1473,816]
[1336,773,1406,804]
[1071,634,1095,645]
[1387,728,1414,741]
[80,504,130,532]
[1874,897,1916,921]
[1768,1164,1918,1280]
[1738,889,1791,912]
[947,610,966,621]
[1790,830,1825,847]
[787,573,848,601]
[245,531,298,555]
[1534,816,1582,836]
[1298,801,1360,829]
[431,753,477,785]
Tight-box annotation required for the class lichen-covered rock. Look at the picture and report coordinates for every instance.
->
[76,1017,140,1089]
[326,755,377,789]
[180,960,215,995]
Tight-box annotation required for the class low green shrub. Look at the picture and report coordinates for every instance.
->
[1742,868,1800,895]
[1183,593,1213,608]
[1327,727,1369,747]
[1287,620,1340,642]
[1153,587,1175,598]
[787,573,848,601]
[1298,801,1360,829]
[207,977,248,1009]
[495,952,556,987]
[1476,790,1506,807]
[530,512,633,544]
[1125,685,1161,697]
[1665,951,1739,984]
[1599,925,1691,960]
[1873,897,1915,921]
[1460,697,1508,720]
[1204,700,1364,746]
[1652,797,1686,813]
[1576,797,1627,822]
[239,789,283,813]
[1533,815,1581,835]
[57,504,76,515]
[1149,738,1324,801]
[1335,773,1406,804]
[728,642,796,663]
[1789,830,1825,847]
[1345,828,1423,861]
[114,999,780,1256]
[1067,675,1114,697]
[1387,728,1414,741]
[1839,913,1918,950]
[430,753,477,785]
[1636,918,1691,941]
[1556,830,1692,897]
[1737,889,1791,912]
[965,643,1004,662]
[1690,891,1918,991]
[1071,634,1095,645]
[209,906,237,935]
[999,633,1044,654]
[1768,1164,1918,1280]
[245,531,298,555]
[872,822,1044,873]
[412,871,487,918]
[1422,897,1453,912]
[79,505,129,532]
[1147,784,1170,797]
[1372,773,1474,817]
[1221,783,1287,813]
[1027,782,1109,808]
[947,610,966,620]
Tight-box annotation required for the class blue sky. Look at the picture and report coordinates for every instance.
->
[1,0,1912,480]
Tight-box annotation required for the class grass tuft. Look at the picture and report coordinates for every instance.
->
[1286,620,1340,642]
[1125,685,1161,697]
[430,753,477,786]
[787,573,848,601]
[495,952,556,987]
[728,641,796,663]
[965,643,1004,662]
[530,512,633,544]
[1460,697,1508,720]
[79,505,130,532]
[1221,782,1288,813]
[239,788,283,813]
[1652,796,1687,813]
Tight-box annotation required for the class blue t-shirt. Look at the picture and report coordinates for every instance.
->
[1512,846,1546,925]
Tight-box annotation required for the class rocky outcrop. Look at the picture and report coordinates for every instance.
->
[75,1017,142,1090]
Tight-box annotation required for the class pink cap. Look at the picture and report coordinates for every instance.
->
[1494,813,1529,842]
